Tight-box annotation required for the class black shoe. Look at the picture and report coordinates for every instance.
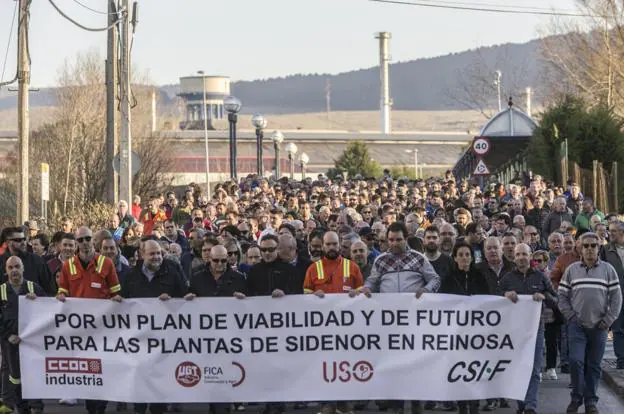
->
[566,401,582,413]
[499,399,510,408]
[560,364,570,374]
[585,407,598,414]
[482,401,498,411]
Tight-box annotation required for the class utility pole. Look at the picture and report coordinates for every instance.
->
[495,70,502,112]
[106,0,119,205]
[119,0,132,205]
[16,0,31,225]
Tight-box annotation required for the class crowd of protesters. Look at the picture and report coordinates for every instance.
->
[0,168,623,414]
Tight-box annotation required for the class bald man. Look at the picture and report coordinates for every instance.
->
[123,240,187,414]
[186,245,246,299]
[499,243,558,414]
[1,256,44,413]
[350,240,371,279]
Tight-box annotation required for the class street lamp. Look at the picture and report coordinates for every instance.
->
[251,114,267,176]
[299,152,309,179]
[405,148,419,179]
[224,95,242,181]
[285,142,298,180]
[271,131,284,178]
[197,70,211,195]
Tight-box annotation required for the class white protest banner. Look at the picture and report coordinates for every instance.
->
[19,294,540,403]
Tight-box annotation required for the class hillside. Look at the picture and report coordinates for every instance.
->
[0,38,542,115]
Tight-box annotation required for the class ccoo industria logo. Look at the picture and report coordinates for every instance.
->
[45,357,104,386]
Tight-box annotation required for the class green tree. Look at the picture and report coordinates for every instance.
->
[329,141,381,179]
[528,94,624,182]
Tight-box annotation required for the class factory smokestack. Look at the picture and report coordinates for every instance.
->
[375,32,391,134]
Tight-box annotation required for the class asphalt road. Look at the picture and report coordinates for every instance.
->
[22,374,624,414]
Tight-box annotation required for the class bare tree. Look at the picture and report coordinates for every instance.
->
[445,46,535,119]
[540,1,624,112]
[0,49,174,220]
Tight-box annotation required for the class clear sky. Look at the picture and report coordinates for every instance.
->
[0,0,579,88]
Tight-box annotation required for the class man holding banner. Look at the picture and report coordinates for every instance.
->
[1,256,45,414]
[362,222,441,414]
[56,227,123,414]
[499,243,558,414]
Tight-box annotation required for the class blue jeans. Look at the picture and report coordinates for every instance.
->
[611,305,624,365]
[518,328,544,411]
[560,323,569,366]
[568,322,608,407]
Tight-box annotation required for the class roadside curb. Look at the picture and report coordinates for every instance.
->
[602,360,624,396]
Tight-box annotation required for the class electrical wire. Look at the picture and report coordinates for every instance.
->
[71,0,115,15]
[368,0,595,17]
[415,0,582,13]
[48,0,121,32]
[0,0,19,88]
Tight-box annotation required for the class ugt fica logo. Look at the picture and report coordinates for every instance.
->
[175,361,201,387]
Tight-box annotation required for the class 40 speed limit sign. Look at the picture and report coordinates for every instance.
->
[472,137,491,156]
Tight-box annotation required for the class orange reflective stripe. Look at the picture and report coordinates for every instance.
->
[315,261,324,280]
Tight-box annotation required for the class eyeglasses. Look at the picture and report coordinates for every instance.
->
[534,259,545,263]
[260,247,277,253]
[583,243,598,249]
[164,226,175,230]
[76,236,92,243]
[227,251,238,256]
[528,232,538,236]
[9,237,25,243]
[211,258,228,264]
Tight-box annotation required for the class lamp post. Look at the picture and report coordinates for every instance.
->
[251,114,267,176]
[405,148,419,179]
[271,131,284,178]
[299,152,309,179]
[285,142,298,180]
[224,95,242,181]
[197,70,211,195]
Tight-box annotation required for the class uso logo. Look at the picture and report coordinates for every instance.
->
[175,361,201,387]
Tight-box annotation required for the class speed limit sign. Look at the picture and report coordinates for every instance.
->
[472,137,491,156]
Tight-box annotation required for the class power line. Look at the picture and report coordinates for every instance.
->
[0,0,19,88]
[71,0,114,15]
[368,0,594,17]
[416,0,581,13]
[48,0,121,32]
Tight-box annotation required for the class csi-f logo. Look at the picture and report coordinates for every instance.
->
[323,360,374,383]
[175,362,201,387]
[447,360,511,383]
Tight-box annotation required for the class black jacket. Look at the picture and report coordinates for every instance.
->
[440,265,491,296]
[0,280,46,339]
[498,268,558,328]
[247,260,302,296]
[600,243,624,287]
[122,259,187,299]
[291,257,312,289]
[0,251,56,296]
[477,260,515,296]
[189,266,247,297]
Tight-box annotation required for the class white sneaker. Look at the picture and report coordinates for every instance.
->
[59,399,77,406]
[546,368,558,380]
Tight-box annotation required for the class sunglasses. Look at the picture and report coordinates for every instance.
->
[211,258,228,264]
[260,247,276,253]
[534,259,544,264]
[583,243,598,249]
[9,237,26,243]
[77,236,92,243]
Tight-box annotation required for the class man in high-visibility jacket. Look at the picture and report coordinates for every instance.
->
[0,256,45,414]
[303,231,363,414]
[57,227,122,414]
[303,231,364,297]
